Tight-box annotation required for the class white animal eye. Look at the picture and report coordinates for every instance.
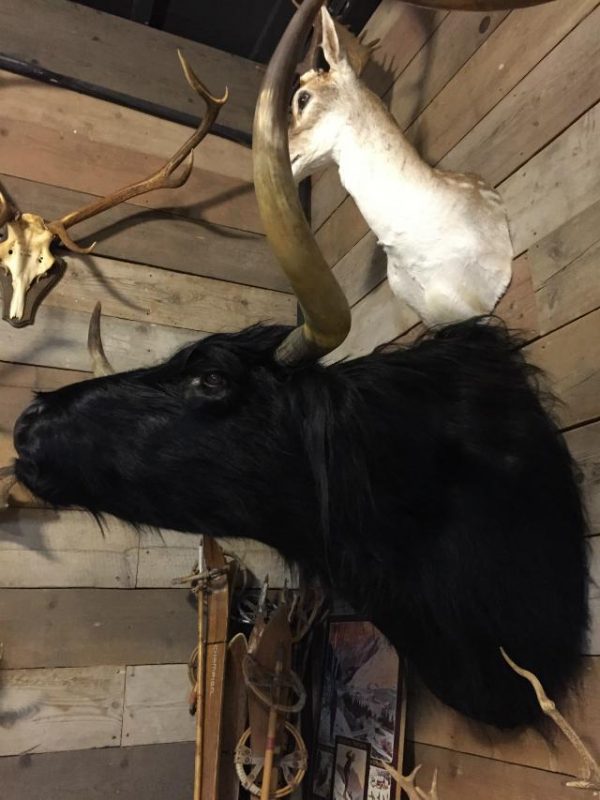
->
[297,91,311,112]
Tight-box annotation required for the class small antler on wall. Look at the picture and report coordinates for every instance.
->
[374,759,439,800]
[0,51,228,328]
[400,1,556,10]
[501,649,600,791]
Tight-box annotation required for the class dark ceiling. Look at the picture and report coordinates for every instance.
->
[71,0,381,64]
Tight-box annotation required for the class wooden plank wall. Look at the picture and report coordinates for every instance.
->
[0,6,292,797]
[0,0,264,139]
[312,1,600,796]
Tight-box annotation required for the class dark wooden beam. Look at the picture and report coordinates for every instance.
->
[0,0,264,142]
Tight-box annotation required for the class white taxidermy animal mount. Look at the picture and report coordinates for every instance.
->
[289,7,513,327]
[0,51,228,328]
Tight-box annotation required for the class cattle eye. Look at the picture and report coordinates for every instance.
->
[201,371,226,391]
[297,90,311,112]
[188,371,228,397]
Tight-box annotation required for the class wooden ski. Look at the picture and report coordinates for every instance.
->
[219,632,249,800]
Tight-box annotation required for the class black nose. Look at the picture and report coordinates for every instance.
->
[14,398,47,457]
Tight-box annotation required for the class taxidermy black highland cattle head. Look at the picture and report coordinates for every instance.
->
[7,0,588,730]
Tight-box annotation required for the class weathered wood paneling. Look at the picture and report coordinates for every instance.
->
[360,4,446,100]
[327,280,418,362]
[0,0,263,138]
[536,241,600,334]
[440,6,600,186]
[0,666,126,755]
[332,230,385,307]
[0,361,88,392]
[0,304,200,372]
[565,420,600,534]
[500,101,600,255]
[408,0,598,164]
[0,510,139,588]
[526,309,600,428]
[528,200,600,335]
[386,9,510,133]
[494,254,539,335]
[0,508,296,590]
[0,742,194,800]
[0,663,195,756]
[0,72,252,183]
[1,175,289,292]
[528,197,600,288]
[137,529,295,589]
[0,73,262,234]
[121,664,194,746]
[411,742,589,800]
[44,254,295,334]
[315,194,368,269]
[408,654,600,777]
[0,589,195,669]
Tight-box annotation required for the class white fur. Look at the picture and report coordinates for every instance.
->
[289,9,513,326]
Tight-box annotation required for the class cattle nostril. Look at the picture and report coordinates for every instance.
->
[14,398,47,455]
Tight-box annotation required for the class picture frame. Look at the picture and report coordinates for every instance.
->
[367,763,393,800]
[312,745,336,799]
[311,615,407,800]
[331,736,370,800]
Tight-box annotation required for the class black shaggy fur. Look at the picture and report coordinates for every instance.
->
[14,319,588,728]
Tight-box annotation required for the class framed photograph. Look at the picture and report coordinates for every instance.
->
[313,746,335,799]
[331,737,370,800]
[367,764,392,800]
[314,616,407,799]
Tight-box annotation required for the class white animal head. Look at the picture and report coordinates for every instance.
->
[289,7,373,182]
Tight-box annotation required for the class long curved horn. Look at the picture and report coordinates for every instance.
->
[88,302,115,377]
[253,0,351,365]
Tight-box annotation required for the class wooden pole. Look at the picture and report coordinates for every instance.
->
[193,585,206,800]
[260,645,284,800]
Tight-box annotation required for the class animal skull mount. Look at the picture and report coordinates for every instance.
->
[0,203,67,328]
[0,50,228,328]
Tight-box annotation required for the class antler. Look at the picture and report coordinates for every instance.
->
[501,649,600,790]
[396,0,550,8]
[374,761,439,800]
[46,50,228,254]
[254,0,351,364]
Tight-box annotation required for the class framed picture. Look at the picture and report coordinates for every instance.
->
[313,616,407,799]
[313,746,335,799]
[367,763,392,800]
[331,737,370,800]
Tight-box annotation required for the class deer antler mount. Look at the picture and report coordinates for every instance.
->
[0,51,227,328]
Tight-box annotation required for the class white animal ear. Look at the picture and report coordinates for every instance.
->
[320,6,343,68]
